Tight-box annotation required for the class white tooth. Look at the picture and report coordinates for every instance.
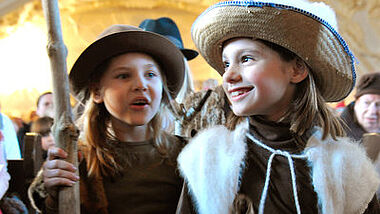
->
[231,91,241,96]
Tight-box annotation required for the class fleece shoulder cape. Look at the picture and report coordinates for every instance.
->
[178,122,380,214]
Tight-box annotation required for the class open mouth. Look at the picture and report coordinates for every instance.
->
[132,98,149,106]
[229,86,254,99]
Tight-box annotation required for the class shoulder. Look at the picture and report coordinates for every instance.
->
[305,131,380,212]
[178,122,248,169]
[183,122,247,150]
[306,129,370,165]
[306,130,365,159]
[172,134,188,147]
[305,130,378,183]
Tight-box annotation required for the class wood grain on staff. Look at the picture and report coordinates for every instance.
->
[40,0,80,213]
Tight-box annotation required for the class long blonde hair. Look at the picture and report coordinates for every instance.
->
[76,55,177,178]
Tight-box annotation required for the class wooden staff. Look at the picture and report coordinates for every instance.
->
[41,0,80,213]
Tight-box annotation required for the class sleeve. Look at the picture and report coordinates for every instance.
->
[1,114,21,159]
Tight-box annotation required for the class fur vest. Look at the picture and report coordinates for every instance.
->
[177,122,380,214]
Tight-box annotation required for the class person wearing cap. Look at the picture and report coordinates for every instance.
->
[176,1,380,213]
[28,24,187,213]
[139,17,231,137]
[139,17,198,105]
[340,72,380,141]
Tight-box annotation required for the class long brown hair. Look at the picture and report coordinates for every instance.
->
[227,39,344,141]
[76,54,177,178]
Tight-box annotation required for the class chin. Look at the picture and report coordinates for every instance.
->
[232,107,249,117]
[130,121,148,126]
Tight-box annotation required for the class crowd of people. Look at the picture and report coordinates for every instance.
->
[1,0,380,213]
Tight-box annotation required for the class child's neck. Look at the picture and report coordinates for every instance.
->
[111,118,151,142]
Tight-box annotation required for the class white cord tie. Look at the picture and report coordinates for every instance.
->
[246,133,307,214]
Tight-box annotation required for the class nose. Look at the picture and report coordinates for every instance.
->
[368,102,380,113]
[133,74,148,91]
[223,64,242,84]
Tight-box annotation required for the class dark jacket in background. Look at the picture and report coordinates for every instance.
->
[340,101,366,141]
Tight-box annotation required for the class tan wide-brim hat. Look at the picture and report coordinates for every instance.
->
[70,24,185,100]
[191,0,356,102]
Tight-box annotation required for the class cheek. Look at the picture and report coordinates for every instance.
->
[41,137,53,150]
[354,104,366,118]
[149,81,163,110]
[154,81,163,98]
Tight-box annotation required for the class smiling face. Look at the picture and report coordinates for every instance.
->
[222,38,307,121]
[93,52,163,131]
[354,94,380,133]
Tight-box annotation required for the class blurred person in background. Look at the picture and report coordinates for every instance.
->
[17,92,54,156]
[0,139,10,201]
[30,117,55,159]
[340,72,380,141]
[0,104,21,160]
[138,17,198,105]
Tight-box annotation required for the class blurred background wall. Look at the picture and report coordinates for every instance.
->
[0,0,379,121]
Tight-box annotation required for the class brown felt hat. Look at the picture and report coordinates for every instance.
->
[69,24,185,99]
[191,0,357,102]
[355,72,380,99]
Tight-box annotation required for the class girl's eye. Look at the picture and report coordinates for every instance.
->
[146,71,157,78]
[242,56,253,63]
[116,73,129,79]
[223,61,230,68]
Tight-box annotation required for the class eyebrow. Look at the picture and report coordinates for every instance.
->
[222,49,262,59]
[110,63,159,72]
[144,64,158,69]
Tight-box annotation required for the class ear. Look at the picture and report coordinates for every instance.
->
[92,85,103,104]
[290,58,309,84]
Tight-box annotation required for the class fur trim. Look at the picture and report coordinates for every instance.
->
[178,123,380,214]
[177,122,248,214]
[306,130,380,214]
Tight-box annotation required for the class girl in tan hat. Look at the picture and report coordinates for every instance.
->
[176,0,380,214]
[29,24,186,213]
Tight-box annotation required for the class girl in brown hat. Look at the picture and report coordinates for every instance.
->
[177,0,380,214]
[29,24,186,213]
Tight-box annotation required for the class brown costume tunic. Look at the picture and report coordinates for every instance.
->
[103,138,183,214]
[30,134,185,214]
[237,116,319,213]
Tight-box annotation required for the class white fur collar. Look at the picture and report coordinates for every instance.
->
[178,122,380,214]
[178,122,248,214]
